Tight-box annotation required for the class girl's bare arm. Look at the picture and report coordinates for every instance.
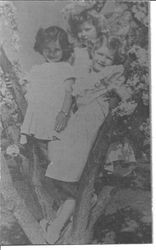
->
[54,78,75,132]
[60,78,75,115]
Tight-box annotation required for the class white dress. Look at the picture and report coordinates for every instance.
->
[46,60,126,182]
[21,62,75,140]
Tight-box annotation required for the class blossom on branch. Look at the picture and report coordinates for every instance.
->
[6,144,20,157]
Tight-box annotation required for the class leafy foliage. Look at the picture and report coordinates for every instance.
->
[94,206,152,244]
[0,1,20,50]
[0,0,151,245]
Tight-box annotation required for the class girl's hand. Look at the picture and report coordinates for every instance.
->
[54,111,69,132]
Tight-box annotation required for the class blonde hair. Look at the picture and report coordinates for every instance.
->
[68,10,109,40]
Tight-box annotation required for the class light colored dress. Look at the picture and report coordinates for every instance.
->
[21,62,75,140]
[46,61,126,182]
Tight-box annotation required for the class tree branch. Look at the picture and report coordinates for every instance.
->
[89,185,115,231]
[0,47,57,223]
[69,112,116,244]
[0,46,27,119]
[0,153,47,244]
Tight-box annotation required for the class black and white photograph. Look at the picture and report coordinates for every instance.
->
[0,0,152,245]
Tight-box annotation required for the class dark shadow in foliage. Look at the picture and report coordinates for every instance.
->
[93,207,152,244]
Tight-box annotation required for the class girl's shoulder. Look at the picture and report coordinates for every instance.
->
[32,62,66,75]
[29,63,51,75]
[27,62,75,82]
[30,62,49,71]
[25,63,55,82]
[23,64,42,82]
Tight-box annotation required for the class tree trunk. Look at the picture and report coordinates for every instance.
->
[0,46,27,119]
[59,113,116,244]
[1,17,116,242]
[0,46,56,225]
[0,153,47,244]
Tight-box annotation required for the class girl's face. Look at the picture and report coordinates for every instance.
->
[77,21,98,45]
[42,40,63,62]
[92,43,114,71]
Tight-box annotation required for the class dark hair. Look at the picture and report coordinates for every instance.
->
[68,10,108,41]
[34,26,73,61]
[108,37,126,65]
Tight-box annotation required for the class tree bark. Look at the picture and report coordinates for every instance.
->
[0,153,47,244]
[0,46,27,119]
[0,46,56,225]
[1,15,116,243]
[63,113,116,244]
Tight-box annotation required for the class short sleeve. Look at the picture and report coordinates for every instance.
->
[21,69,33,100]
[23,65,40,82]
[23,65,42,100]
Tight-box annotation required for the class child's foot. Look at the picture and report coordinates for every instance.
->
[45,218,64,244]
[40,218,49,233]
[42,199,75,244]
[40,218,62,244]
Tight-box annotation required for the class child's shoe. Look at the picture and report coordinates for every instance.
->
[42,199,75,244]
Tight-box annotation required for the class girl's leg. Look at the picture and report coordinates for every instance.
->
[43,177,79,205]
[35,138,50,168]
[52,179,79,200]
[41,178,78,243]
[45,198,76,244]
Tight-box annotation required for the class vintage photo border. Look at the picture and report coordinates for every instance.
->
[0,0,155,249]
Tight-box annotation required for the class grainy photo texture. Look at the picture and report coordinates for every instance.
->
[0,0,151,245]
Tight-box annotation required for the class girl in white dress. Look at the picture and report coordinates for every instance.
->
[46,39,127,182]
[20,26,81,230]
[43,12,129,243]
[21,26,76,159]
